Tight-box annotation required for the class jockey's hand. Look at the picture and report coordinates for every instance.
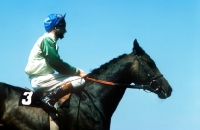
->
[79,69,87,77]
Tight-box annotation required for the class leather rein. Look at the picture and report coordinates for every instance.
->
[85,76,150,89]
[85,54,166,97]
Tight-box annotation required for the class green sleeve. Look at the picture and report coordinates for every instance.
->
[41,37,80,75]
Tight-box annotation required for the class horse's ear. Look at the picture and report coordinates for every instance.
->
[132,39,145,56]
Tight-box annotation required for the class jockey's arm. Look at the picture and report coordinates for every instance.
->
[41,37,80,75]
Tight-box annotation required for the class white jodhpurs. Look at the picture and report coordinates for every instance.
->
[29,74,85,92]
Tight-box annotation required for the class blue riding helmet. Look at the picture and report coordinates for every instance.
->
[44,13,66,32]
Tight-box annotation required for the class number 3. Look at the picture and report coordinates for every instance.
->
[22,92,33,105]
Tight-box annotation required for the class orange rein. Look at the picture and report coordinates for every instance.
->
[85,77,116,86]
[85,76,150,90]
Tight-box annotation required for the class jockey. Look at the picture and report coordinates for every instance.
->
[25,13,87,113]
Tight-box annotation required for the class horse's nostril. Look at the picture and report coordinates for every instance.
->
[167,86,172,97]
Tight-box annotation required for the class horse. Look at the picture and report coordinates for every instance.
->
[0,39,172,130]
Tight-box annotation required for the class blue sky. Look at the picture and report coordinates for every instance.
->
[0,1,199,130]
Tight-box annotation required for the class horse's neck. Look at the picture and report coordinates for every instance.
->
[86,55,132,117]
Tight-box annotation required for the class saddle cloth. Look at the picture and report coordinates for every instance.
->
[19,89,71,130]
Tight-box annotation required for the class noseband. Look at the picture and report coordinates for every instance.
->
[85,54,168,98]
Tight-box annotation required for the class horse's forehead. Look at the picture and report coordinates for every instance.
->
[144,55,156,65]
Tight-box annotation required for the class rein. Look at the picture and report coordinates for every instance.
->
[84,54,166,96]
[85,76,150,90]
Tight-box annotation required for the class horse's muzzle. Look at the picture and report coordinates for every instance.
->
[158,85,172,99]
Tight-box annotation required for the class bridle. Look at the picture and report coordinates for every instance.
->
[135,55,167,97]
[85,54,168,98]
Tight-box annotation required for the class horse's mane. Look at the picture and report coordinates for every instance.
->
[90,40,146,77]
[90,54,128,77]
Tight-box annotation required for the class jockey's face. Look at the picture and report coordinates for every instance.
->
[54,19,67,39]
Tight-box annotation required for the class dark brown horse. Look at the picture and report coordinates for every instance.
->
[0,39,172,130]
